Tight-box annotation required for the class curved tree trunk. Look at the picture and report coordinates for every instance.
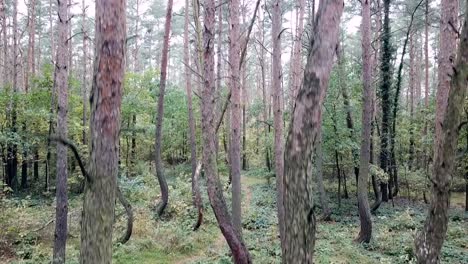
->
[201,0,251,262]
[154,0,173,217]
[116,185,133,244]
[52,0,70,261]
[282,0,343,262]
[414,0,465,262]
[79,0,126,262]
[355,0,373,244]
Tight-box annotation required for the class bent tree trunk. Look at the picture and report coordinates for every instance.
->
[356,0,373,244]
[154,0,173,217]
[414,0,466,262]
[79,0,126,262]
[282,0,343,262]
[116,185,133,244]
[201,0,251,262]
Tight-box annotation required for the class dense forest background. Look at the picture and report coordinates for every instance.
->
[0,0,467,263]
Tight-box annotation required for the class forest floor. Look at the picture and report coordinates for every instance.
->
[1,164,467,264]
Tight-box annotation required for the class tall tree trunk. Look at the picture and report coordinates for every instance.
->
[337,43,359,185]
[184,0,203,230]
[258,6,270,171]
[271,0,285,248]
[6,0,19,191]
[52,0,69,261]
[229,0,243,235]
[81,0,88,145]
[201,0,251,262]
[79,0,125,262]
[154,0,173,217]
[379,0,392,203]
[0,0,6,86]
[434,0,458,149]
[290,0,305,110]
[415,2,467,261]
[315,127,331,220]
[356,0,373,244]
[282,0,343,262]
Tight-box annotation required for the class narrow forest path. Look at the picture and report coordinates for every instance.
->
[175,176,254,264]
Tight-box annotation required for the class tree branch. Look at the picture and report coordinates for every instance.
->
[49,136,92,184]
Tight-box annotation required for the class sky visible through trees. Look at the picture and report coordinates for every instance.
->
[0,0,467,263]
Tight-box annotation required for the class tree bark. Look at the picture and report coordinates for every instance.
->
[229,0,243,236]
[201,0,251,262]
[184,0,203,230]
[379,0,392,203]
[52,0,70,260]
[356,0,373,244]
[116,185,133,244]
[6,0,19,191]
[271,0,286,248]
[282,0,343,262]
[415,2,467,261]
[79,0,125,262]
[154,0,173,217]
[434,0,458,151]
[81,0,88,145]
[290,0,305,111]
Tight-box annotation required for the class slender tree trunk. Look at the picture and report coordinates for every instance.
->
[6,0,19,191]
[79,0,125,262]
[184,0,203,230]
[356,0,373,244]
[201,0,251,262]
[290,0,305,110]
[415,3,467,261]
[379,0,392,203]
[229,0,243,235]
[337,43,359,185]
[116,185,133,244]
[154,0,173,217]
[282,0,343,261]
[271,0,285,247]
[316,127,331,220]
[52,0,69,261]
[0,0,6,86]
[81,0,87,145]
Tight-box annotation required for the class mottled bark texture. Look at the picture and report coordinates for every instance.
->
[229,0,243,236]
[154,0,173,217]
[434,0,458,150]
[184,0,203,230]
[271,0,285,246]
[52,0,70,261]
[79,0,126,262]
[414,0,467,263]
[356,0,373,244]
[201,0,251,262]
[282,0,343,262]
